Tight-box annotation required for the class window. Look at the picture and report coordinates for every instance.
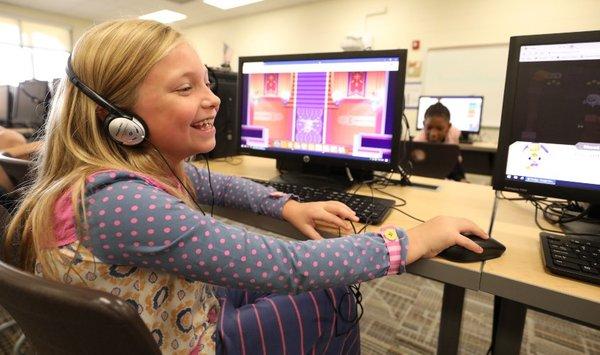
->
[0,16,70,86]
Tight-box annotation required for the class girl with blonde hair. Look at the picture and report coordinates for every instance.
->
[4,19,487,354]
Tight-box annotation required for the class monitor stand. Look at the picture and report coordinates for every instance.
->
[459,131,473,144]
[273,159,373,191]
[559,203,600,236]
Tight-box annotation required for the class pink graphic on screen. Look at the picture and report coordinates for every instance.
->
[244,71,389,155]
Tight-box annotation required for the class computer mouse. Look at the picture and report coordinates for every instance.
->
[438,233,506,262]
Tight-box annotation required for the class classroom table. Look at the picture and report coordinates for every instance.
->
[482,193,600,354]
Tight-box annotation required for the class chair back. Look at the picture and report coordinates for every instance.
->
[0,260,161,355]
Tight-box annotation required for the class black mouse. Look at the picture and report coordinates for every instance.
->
[438,233,506,262]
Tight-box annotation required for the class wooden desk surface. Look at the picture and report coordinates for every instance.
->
[207,156,496,290]
[482,194,600,326]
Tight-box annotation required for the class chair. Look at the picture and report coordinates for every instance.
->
[0,259,161,355]
[0,153,31,188]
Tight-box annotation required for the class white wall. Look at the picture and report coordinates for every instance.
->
[0,2,92,47]
[183,0,600,140]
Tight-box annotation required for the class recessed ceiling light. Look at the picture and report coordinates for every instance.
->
[203,0,264,10]
[139,10,187,24]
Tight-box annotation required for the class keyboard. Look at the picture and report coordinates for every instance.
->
[250,179,396,225]
[540,232,600,285]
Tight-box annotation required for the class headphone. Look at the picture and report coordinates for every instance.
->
[65,56,147,146]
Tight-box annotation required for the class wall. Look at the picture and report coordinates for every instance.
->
[183,0,600,141]
[0,2,92,47]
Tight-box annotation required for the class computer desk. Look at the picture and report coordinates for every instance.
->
[205,155,495,355]
[482,194,600,354]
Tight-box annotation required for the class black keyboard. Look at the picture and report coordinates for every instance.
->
[540,232,600,285]
[250,179,396,225]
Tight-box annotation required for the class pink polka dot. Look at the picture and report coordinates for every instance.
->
[99,210,106,216]
[208,243,213,250]
[113,220,121,226]
[99,222,106,228]
[219,238,225,244]
[147,229,155,235]
[245,268,251,273]
[241,256,247,262]
[99,234,107,240]
[256,261,262,267]
[148,241,155,247]
[114,207,122,213]
[101,197,109,203]
[179,215,186,220]
[236,244,242,250]
[204,231,210,237]
[191,236,199,242]
[312,261,318,267]
[168,257,175,262]
[102,244,110,250]
[116,194,124,201]
[182,253,188,260]
[115,232,122,238]
[130,217,138,224]
[273,265,279,271]
[319,271,325,276]
[165,215,172,221]
[261,272,268,278]
[130,230,138,237]
[224,250,230,256]
[147,216,155,222]
[134,194,141,199]
[211,256,218,262]
[180,226,187,232]
[178,241,185,247]
[149,204,156,210]
[118,243,125,249]
[163,227,171,233]
[131,205,138,211]
[195,248,202,255]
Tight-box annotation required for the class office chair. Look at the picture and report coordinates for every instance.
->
[0,259,161,355]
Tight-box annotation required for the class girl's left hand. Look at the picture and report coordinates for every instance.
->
[282,200,359,240]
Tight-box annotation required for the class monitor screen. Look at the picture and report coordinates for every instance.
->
[492,31,600,203]
[238,50,406,174]
[416,96,483,133]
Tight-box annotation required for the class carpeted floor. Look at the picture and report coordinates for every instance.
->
[2,218,598,354]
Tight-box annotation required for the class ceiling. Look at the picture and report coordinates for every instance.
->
[4,0,321,28]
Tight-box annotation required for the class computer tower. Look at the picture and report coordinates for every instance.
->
[208,68,239,159]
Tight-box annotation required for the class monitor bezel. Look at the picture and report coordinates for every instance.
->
[492,30,600,203]
[237,49,407,173]
[415,95,484,133]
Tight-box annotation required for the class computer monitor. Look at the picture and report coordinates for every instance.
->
[238,50,406,188]
[12,80,50,128]
[492,30,600,234]
[0,85,11,125]
[416,96,484,141]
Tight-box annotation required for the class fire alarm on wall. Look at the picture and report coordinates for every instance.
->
[412,40,420,50]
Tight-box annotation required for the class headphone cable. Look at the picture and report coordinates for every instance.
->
[144,139,206,216]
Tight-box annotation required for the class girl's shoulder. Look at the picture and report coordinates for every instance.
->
[85,169,171,192]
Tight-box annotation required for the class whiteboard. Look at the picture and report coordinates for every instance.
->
[422,44,509,128]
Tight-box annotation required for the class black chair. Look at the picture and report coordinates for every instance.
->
[0,153,32,213]
[0,259,161,355]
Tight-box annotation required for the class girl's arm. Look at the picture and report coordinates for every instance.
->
[80,170,407,294]
[184,163,292,219]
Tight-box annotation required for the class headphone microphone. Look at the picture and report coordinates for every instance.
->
[65,56,147,146]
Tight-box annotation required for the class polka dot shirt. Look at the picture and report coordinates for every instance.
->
[77,164,408,293]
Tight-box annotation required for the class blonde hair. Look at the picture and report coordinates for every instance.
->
[4,19,197,276]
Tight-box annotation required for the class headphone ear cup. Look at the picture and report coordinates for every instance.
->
[104,115,147,146]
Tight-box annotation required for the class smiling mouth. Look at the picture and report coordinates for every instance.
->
[191,119,215,131]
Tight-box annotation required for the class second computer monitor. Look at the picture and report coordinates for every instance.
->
[416,96,484,133]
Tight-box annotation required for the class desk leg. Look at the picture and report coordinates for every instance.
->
[491,296,527,354]
[437,283,465,355]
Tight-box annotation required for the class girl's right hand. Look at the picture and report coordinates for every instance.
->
[405,216,488,263]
